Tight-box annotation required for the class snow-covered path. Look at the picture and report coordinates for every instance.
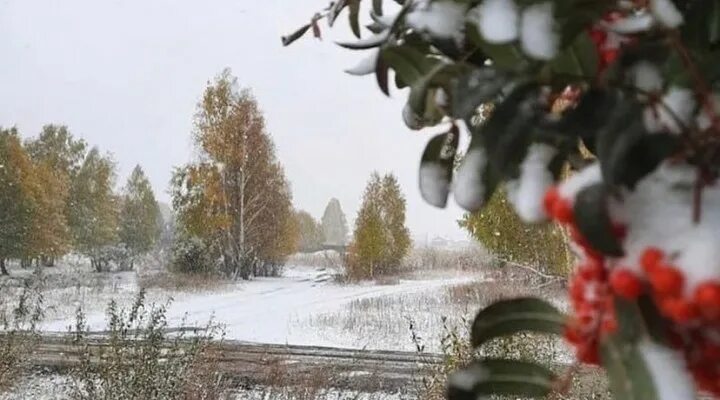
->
[41,266,473,349]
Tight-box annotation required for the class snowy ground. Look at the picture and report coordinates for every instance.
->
[38,265,478,351]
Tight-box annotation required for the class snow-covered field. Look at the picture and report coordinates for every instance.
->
[37,265,478,351]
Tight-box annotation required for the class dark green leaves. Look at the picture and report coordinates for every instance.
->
[601,336,659,400]
[471,297,566,347]
[282,24,312,46]
[450,68,507,121]
[337,31,389,49]
[550,31,598,78]
[447,359,558,400]
[419,127,459,207]
[572,183,624,257]
[348,0,362,38]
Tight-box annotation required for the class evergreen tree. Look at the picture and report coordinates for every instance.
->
[68,147,119,271]
[320,198,348,246]
[119,165,161,259]
[0,128,34,275]
[295,210,324,252]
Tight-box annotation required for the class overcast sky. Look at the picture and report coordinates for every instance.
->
[0,0,470,242]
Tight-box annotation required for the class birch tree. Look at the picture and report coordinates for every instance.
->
[172,69,294,278]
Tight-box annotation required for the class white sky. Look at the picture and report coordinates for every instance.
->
[0,0,470,242]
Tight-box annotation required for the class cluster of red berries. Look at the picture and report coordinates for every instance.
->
[544,183,720,396]
[544,186,619,365]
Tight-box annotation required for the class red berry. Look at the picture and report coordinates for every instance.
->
[650,266,684,297]
[601,48,619,65]
[543,187,559,216]
[612,223,627,240]
[601,317,618,334]
[694,282,720,320]
[564,324,582,344]
[569,278,584,303]
[577,344,600,365]
[661,298,698,323]
[553,199,574,224]
[702,340,720,362]
[640,247,663,274]
[579,264,604,282]
[610,269,643,299]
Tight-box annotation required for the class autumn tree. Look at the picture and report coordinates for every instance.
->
[320,198,348,246]
[23,125,85,266]
[119,165,161,261]
[172,69,295,279]
[68,147,119,271]
[295,210,324,252]
[0,128,34,275]
[347,173,410,279]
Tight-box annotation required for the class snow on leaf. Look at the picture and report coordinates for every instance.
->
[650,0,684,28]
[638,339,695,400]
[454,148,488,211]
[470,0,519,44]
[508,143,556,223]
[406,0,466,42]
[345,50,379,76]
[519,2,558,60]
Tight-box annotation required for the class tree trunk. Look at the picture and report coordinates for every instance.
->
[0,259,8,276]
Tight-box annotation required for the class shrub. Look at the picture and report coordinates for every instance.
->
[0,275,44,392]
[170,235,218,275]
[69,290,225,400]
[458,187,572,276]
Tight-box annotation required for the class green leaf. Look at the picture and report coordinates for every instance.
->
[479,84,541,180]
[600,337,660,400]
[376,55,390,95]
[572,183,624,257]
[349,0,361,39]
[419,127,459,207]
[381,45,436,84]
[470,297,565,347]
[450,68,507,120]
[447,359,557,400]
[281,24,312,46]
[328,0,348,27]
[466,23,526,71]
[550,31,598,79]
[337,31,389,50]
[373,0,383,16]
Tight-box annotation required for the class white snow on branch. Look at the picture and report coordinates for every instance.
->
[650,0,684,28]
[606,13,655,34]
[643,87,696,134]
[454,148,488,211]
[638,339,695,400]
[406,0,466,41]
[508,143,557,223]
[631,61,663,94]
[470,0,519,44]
[520,2,559,60]
[558,162,601,204]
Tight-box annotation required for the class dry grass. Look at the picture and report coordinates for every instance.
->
[138,271,228,293]
[288,252,343,270]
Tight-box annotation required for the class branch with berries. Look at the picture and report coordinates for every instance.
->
[285,0,720,398]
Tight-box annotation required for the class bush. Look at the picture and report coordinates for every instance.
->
[0,275,44,392]
[69,290,225,400]
[458,187,572,276]
[170,235,218,275]
[89,244,133,272]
